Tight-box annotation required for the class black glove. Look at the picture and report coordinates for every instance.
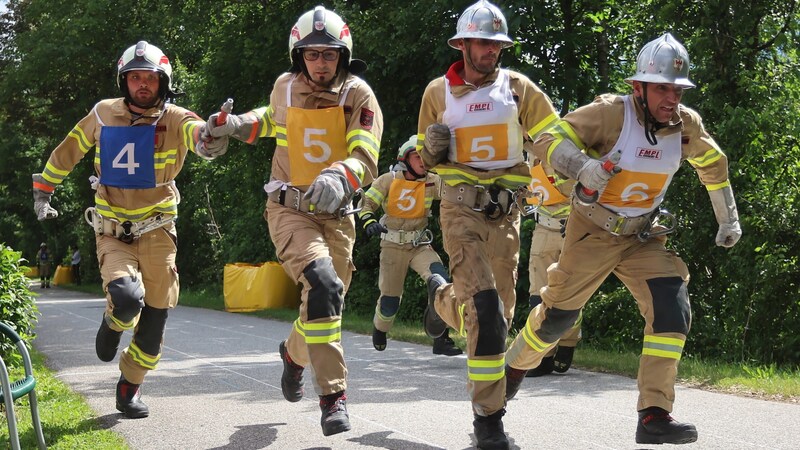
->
[365,221,388,238]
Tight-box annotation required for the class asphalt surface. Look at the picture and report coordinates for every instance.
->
[32,285,799,449]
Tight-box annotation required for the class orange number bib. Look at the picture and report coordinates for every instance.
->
[286,106,348,186]
[386,178,426,219]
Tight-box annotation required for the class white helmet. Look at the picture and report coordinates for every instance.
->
[289,6,366,74]
[625,33,695,88]
[116,41,175,104]
[448,1,514,50]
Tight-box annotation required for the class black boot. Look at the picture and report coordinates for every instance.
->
[372,327,387,351]
[505,365,527,401]
[432,329,463,356]
[116,375,149,419]
[553,346,575,373]
[279,340,304,402]
[473,409,509,450]
[423,274,447,338]
[96,316,122,362]
[525,355,555,377]
[319,391,351,436]
[636,407,698,444]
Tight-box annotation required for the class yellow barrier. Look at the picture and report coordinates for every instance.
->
[52,265,73,286]
[24,266,39,278]
[223,262,301,312]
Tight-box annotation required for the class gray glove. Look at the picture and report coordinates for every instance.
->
[32,173,58,221]
[195,128,230,161]
[576,159,617,192]
[709,186,742,248]
[205,112,243,138]
[304,165,359,214]
[421,123,451,166]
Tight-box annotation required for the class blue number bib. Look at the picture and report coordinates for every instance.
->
[99,126,156,189]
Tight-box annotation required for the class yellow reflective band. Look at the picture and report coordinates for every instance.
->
[416,133,425,151]
[467,357,506,382]
[436,168,531,190]
[341,158,366,182]
[128,342,160,370]
[458,303,467,337]
[687,148,723,167]
[94,197,178,221]
[705,180,731,191]
[642,335,684,360]
[258,106,277,138]
[347,129,380,159]
[364,187,384,205]
[154,148,178,168]
[555,121,586,150]
[42,162,70,185]
[527,112,559,141]
[521,321,550,352]
[181,121,201,150]
[68,126,92,154]
[109,315,136,330]
[294,319,342,344]
[573,310,583,329]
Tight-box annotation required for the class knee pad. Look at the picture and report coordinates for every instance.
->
[428,262,449,281]
[107,276,145,323]
[132,306,169,356]
[473,289,508,356]
[539,307,581,342]
[529,294,543,309]
[378,296,401,318]
[303,258,344,321]
[647,276,691,335]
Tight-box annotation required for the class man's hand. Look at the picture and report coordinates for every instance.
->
[421,123,451,166]
[32,173,58,221]
[576,159,617,192]
[362,213,388,238]
[715,222,742,248]
[305,164,359,214]
[195,130,230,160]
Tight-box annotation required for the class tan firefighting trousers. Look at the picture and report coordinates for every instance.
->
[507,205,691,412]
[374,241,444,332]
[433,200,520,416]
[266,202,355,396]
[97,223,179,385]
[528,224,581,353]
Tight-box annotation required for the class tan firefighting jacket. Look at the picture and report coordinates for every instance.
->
[417,61,559,189]
[358,171,442,232]
[35,98,205,222]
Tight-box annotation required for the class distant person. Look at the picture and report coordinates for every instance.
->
[504,33,741,445]
[31,40,228,419]
[36,242,51,288]
[357,135,461,356]
[71,246,81,285]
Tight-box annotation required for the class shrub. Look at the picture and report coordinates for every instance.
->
[0,243,40,368]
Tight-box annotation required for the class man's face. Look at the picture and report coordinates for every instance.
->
[634,81,684,124]
[125,70,160,107]
[461,38,502,74]
[303,47,341,87]
[406,150,425,175]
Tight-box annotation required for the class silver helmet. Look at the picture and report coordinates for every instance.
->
[448,1,513,50]
[625,33,695,88]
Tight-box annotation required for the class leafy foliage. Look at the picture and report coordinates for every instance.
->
[1,0,798,366]
[0,243,39,367]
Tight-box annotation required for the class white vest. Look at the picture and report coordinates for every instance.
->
[599,95,682,217]
[442,69,524,170]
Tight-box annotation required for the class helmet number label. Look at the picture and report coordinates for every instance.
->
[454,124,509,163]
[99,125,156,189]
[303,128,332,163]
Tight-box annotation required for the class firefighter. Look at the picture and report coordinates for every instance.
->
[504,33,742,445]
[523,159,582,377]
[36,242,51,288]
[417,1,559,448]
[203,6,382,437]
[31,41,228,418]
[357,136,462,356]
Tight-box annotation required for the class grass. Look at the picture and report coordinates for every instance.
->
[0,350,129,449]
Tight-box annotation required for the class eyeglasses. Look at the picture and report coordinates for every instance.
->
[303,49,340,62]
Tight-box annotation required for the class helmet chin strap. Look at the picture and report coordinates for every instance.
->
[405,164,425,180]
[636,82,659,145]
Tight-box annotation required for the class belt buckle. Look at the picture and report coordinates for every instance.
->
[288,186,301,210]
[610,215,625,236]
[472,185,487,211]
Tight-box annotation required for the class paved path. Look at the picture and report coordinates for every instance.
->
[32,285,798,449]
